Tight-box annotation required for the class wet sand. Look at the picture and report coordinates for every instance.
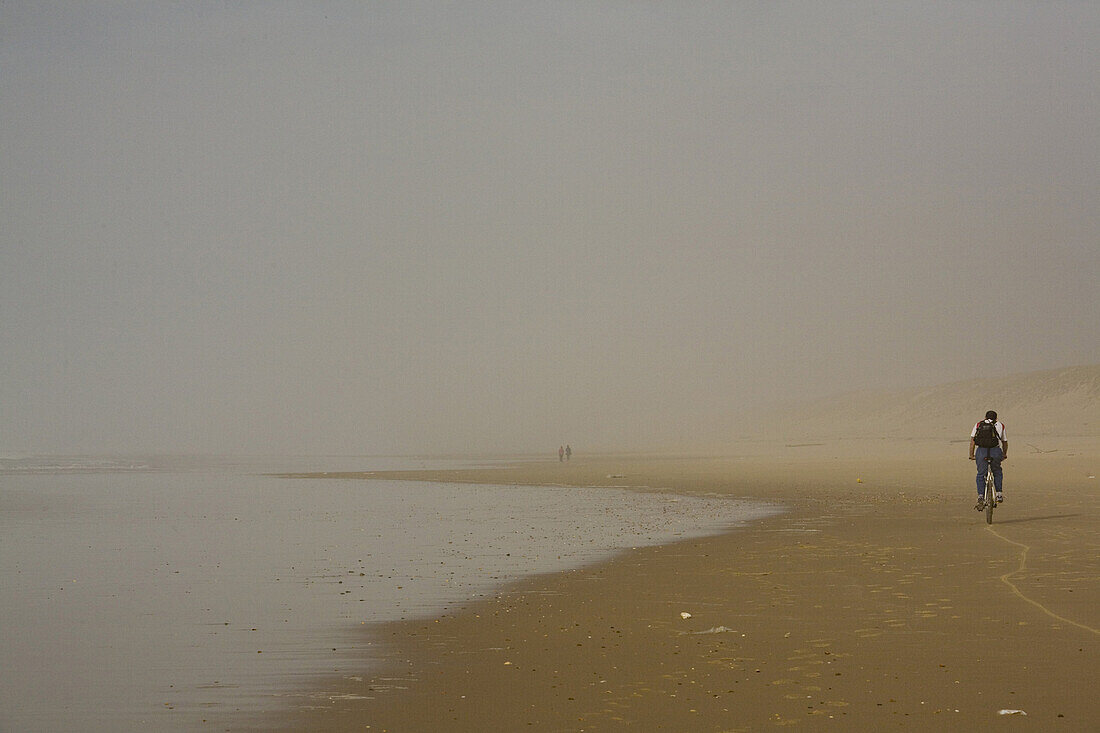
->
[259,439,1099,731]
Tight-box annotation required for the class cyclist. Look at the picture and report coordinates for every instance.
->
[969,410,1007,509]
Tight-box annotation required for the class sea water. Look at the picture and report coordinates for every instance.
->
[0,456,776,732]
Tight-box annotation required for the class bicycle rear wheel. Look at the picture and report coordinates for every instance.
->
[984,466,995,524]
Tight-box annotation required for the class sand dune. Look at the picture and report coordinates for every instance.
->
[756,364,1099,442]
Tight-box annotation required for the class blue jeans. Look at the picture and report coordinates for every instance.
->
[975,446,1004,496]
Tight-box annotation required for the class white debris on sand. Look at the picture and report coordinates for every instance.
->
[681,625,736,635]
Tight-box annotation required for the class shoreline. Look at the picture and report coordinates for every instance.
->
[249,442,1099,731]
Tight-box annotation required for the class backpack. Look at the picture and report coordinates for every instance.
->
[974,420,999,448]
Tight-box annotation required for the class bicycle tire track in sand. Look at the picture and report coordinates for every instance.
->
[985,525,1099,635]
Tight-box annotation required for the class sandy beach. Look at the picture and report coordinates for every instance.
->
[257,437,1099,731]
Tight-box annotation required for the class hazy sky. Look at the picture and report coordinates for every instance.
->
[2,1,1098,456]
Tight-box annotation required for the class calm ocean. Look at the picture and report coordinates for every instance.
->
[0,456,777,731]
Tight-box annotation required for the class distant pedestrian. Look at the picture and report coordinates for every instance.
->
[559,445,564,462]
[565,445,572,461]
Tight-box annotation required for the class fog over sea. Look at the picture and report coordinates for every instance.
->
[0,455,777,732]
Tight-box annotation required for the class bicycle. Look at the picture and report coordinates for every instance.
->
[979,456,999,524]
